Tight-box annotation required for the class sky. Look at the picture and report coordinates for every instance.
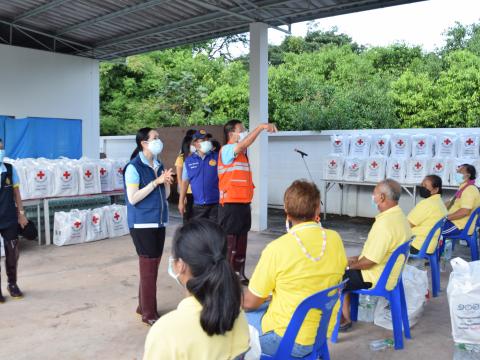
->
[233,0,480,55]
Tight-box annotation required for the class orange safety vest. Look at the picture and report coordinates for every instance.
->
[218,144,254,205]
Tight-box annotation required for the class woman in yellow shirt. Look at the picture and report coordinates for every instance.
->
[442,164,480,237]
[143,220,249,360]
[243,180,347,357]
[408,175,448,254]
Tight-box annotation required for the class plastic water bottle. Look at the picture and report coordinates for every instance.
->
[453,343,480,360]
[358,295,377,322]
[369,338,394,351]
[441,239,453,272]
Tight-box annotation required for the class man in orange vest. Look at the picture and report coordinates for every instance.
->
[218,119,277,285]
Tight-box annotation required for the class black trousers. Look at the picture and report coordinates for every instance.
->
[130,227,166,258]
[0,222,20,285]
[192,204,218,222]
[343,269,372,292]
[183,194,194,224]
[218,203,251,235]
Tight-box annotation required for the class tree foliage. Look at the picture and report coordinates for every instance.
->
[100,24,480,135]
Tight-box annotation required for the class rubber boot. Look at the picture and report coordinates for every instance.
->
[235,233,249,286]
[138,256,160,326]
[4,239,22,298]
[226,235,237,266]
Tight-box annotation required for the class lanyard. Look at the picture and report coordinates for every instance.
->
[288,223,327,262]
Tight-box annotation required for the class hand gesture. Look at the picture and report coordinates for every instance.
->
[262,123,278,133]
[155,168,174,186]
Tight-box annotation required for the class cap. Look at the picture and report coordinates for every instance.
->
[192,129,207,140]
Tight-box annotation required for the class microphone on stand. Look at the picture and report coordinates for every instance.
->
[294,148,308,157]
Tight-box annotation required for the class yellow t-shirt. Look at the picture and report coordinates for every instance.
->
[175,154,192,194]
[408,194,448,254]
[360,206,412,291]
[143,296,249,360]
[248,222,348,346]
[449,184,480,231]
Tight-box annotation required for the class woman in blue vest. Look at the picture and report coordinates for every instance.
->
[124,128,174,326]
[0,138,28,302]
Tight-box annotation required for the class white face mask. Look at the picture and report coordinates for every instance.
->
[199,141,213,154]
[168,256,182,287]
[147,139,163,156]
[189,145,196,154]
[238,131,248,142]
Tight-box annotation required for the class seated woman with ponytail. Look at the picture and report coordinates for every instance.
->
[143,220,250,360]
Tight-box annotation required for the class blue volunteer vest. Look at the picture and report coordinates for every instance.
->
[124,155,168,229]
[185,152,219,205]
[0,163,18,229]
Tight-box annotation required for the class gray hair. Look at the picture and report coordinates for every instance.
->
[377,178,401,202]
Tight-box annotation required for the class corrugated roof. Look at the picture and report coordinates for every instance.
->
[0,0,425,60]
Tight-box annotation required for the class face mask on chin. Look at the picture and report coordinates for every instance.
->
[168,256,183,287]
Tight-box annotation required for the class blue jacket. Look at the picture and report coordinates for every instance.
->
[124,155,168,229]
[184,152,219,205]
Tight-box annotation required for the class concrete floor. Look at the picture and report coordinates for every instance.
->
[0,212,459,360]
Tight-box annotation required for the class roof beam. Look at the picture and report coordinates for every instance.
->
[13,0,72,23]
[56,0,170,36]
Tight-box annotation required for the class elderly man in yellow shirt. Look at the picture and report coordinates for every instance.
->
[243,180,348,357]
[340,179,412,331]
[442,164,480,237]
[408,175,448,255]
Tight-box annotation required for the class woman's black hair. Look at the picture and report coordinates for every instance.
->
[211,139,221,153]
[130,127,152,160]
[185,129,196,138]
[223,119,242,145]
[172,220,242,336]
[425,174,443,195]
[461,164,477,180]
[180,135,193,157]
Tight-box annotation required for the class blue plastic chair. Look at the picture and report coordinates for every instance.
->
[331,239,413,350]
[409,217,446,297]
[260,280,347,360]
[443,207,480,261]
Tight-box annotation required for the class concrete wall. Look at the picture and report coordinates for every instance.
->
[102,127,479,218]
[0,44,100,158]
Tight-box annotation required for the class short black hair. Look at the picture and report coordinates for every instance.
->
[461,164,477,180]
[425,174,443,195]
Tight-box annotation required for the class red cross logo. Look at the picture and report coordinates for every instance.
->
[37,171,45,179]
[371,161,378,169]
[394,163,400,170]
[415,162,422,170]
[378,140,385,147]
[73,221,82,229]
[329,160,337,167]
[357,138,364,145]
[466,138,474,146]
[63,171,71,179]
[334,140,341,145]
[85,170,92,178]
[418,140,425,148]
[435,163,443,171]
[444,138,452,145]
[351,164,358,170]
[92,216,99,224]
[397,139,404,147]
[117,168,123,174]
[100,168,107,176]
[113,212,120,221]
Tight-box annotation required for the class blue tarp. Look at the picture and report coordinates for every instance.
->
[4,117,82,159]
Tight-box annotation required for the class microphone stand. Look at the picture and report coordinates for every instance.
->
[294,150,324,207]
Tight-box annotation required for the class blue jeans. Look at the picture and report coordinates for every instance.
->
[246,302,313,358]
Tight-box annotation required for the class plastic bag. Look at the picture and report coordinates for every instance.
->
[53,209,88,246]
[364,157,387,183]
[99,160,115,193]
[323,155,344,180]
[330,135,350,156]
[374,264,428,330]
[52,160,79,197]
[447,258,480,344]
[343,158,365,182]
[25,159,54,199]
[112,159,127,191]
[76,160,101,195]
[104,205,129,238]
[390,134,412,158]
[458,135,480,159]
[370,135,391,157]
[244,325,262,360]
[386,158,406,183]
[436,134,458,158]
[429,158,450,185]
[86,207,109,242]
[349,134,371,158]
[405,157,429,184]
[411,134,434,157]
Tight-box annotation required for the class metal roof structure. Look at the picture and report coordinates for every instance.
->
[0,0,424,60]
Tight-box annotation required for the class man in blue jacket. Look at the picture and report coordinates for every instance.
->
[178,130,219,222]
